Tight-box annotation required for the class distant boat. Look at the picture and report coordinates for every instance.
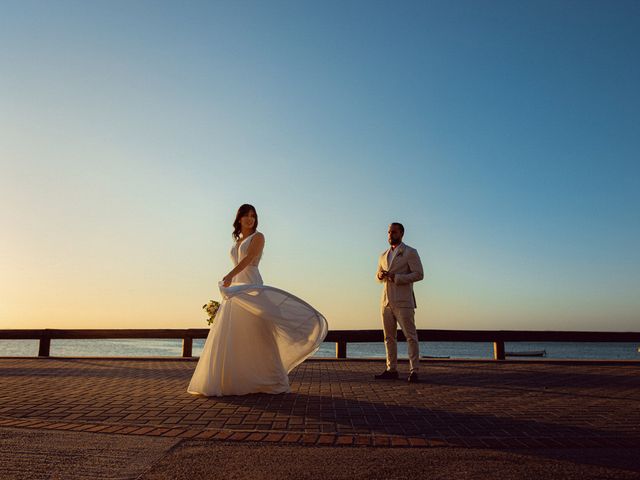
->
[506,350,546,357]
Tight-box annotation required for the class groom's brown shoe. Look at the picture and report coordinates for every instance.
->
[374,370,399,380]
[407,372,419,383]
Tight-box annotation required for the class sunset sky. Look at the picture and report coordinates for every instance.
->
[1,0,639,331]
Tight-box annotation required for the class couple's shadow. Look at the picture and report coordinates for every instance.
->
[213,381,640,474]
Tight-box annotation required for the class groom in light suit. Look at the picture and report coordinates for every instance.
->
[375,222,424,383]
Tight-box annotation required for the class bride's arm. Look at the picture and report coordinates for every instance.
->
[222,233,265,286]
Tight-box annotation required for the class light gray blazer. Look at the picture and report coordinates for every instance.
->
[376,243,424,308]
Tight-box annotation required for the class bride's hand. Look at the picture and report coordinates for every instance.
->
[222,275,232,287]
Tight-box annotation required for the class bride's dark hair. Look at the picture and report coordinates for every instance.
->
[232,204,258,241]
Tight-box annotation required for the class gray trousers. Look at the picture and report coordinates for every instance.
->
[382,305,420,373]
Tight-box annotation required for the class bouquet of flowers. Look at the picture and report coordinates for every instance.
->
[202,300,221,325]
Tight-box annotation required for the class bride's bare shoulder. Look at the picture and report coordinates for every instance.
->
[252,231,265,247]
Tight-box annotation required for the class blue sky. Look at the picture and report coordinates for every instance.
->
[1,0,639,330]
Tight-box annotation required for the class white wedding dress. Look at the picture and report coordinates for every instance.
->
[188,232,328,396]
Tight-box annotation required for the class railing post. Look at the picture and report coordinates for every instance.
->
[182,337,193,358]
[38,331,51,357]
[493,340,505,360]
[336,341,347,359]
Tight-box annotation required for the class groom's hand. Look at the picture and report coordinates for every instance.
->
[386,273,395,282]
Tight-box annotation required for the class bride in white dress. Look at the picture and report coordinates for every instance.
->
[188,204,328,396]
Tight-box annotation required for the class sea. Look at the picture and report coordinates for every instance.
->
[1,339,639,360]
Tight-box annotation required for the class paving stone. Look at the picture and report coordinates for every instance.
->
[0,358,638,448]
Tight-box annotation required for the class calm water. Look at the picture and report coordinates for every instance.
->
[1,339,639,360]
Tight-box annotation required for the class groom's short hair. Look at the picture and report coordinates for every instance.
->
[391,222,404,234]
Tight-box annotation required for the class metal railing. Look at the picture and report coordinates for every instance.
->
[1,329,639,360]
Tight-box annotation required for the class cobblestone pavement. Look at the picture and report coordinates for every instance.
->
[1,358,639,448]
